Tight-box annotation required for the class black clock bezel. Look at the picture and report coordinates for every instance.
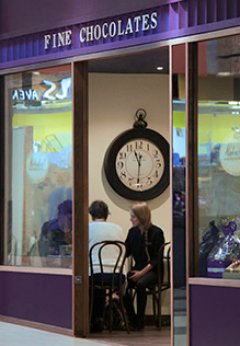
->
[104,127,169,200]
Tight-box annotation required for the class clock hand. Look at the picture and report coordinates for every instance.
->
[136,153,142,185]
[134,151,140,165]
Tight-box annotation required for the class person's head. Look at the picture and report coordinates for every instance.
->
[57,200,72,231]
[89,200,109,221]
[130,202,151,230]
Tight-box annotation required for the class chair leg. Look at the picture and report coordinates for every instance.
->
[89,285,94,329]
[151,291,157,325]
[108,289,113,333]
[157,290,162,330]
[119,292,130,333]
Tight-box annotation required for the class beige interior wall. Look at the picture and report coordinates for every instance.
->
[89,72,171,314]
[89,72,171,240]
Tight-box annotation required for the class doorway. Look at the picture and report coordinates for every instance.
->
[86,46,172,343]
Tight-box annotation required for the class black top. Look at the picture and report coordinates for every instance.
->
[125,224,165,271]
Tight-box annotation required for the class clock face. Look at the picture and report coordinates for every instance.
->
[104,127,169,200]
[115,138,165,192]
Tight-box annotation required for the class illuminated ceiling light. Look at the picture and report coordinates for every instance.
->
[156,66,164,71]
[32,71,40,75]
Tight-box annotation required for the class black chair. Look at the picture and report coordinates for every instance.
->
[147,241,171,329]
[89,240,130,333]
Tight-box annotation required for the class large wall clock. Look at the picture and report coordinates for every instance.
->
[103,109,169,200]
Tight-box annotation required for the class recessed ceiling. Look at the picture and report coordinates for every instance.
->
[88,47,169,74]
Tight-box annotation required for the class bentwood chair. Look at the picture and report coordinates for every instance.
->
[147,241,171,329]
[89,240,130,333]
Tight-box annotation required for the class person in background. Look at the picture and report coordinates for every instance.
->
[124,202,165,330]
[39,199,72,257]
[89,200,125,332]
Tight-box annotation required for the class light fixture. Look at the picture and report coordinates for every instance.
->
[229,101,239,105]
[156,66,164,71]
[217,72,232,77]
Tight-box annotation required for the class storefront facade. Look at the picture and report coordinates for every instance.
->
[1,0,240,345]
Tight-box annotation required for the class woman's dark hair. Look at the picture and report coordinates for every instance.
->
[89,200,109,220]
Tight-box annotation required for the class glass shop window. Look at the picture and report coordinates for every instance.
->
[4,65,72,268]
[197,36,240,279]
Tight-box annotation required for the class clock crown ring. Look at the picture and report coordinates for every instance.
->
[134,108,148,129]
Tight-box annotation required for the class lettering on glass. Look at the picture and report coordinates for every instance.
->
[12,77,72,102]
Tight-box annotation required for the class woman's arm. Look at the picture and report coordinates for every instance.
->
[149,229,165,268]
[128,263,153,281]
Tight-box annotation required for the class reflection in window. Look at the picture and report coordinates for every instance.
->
[4,66,72,268]
[198,36,240,279]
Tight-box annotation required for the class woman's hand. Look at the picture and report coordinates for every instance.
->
[128,270,143,282]
[129,263,153,282]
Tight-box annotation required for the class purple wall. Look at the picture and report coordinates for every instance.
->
[0,0,183,39]
[190,284,240,346]
[0,0,239,41]
[0,272,72,329]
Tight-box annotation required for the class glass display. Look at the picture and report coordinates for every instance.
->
[197,35,240,278]
[207,221,239,278]
[4,66,73,268]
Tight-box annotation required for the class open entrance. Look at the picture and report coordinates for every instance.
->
[86,46,172,344]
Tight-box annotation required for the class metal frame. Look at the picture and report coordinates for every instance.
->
[0,76,4,265]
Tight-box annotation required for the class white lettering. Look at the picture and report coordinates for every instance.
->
[32,90,39,101]
[142,14,150,31]
[109,21,117,37]
[57,32,65,47]
[65,30,72,45]
[44,30,72,49]
[56,78,71,100]
[134,16,142,32]
[117,20,125,36]
[150,12,158,29]
[42,80,57,100]
[52,33,57,48]
[12,79,72,103]
[86,25,94,42]
[12,90,18,100]
[44,12,160,47]
[44,34,51,50]
[25,89,32,100]
[94,25,102,41]
[125,18,134,35]
[19,89,24,101]
[79,28,86,43]
[12,89,39,101]
[102,22,109,39]
[57,30,72,47]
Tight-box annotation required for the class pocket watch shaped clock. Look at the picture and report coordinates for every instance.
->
[103,109,169,200]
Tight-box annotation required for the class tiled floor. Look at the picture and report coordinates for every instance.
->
[0,322,171,346]
[91,327,171,346]
[173,288,187,346]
